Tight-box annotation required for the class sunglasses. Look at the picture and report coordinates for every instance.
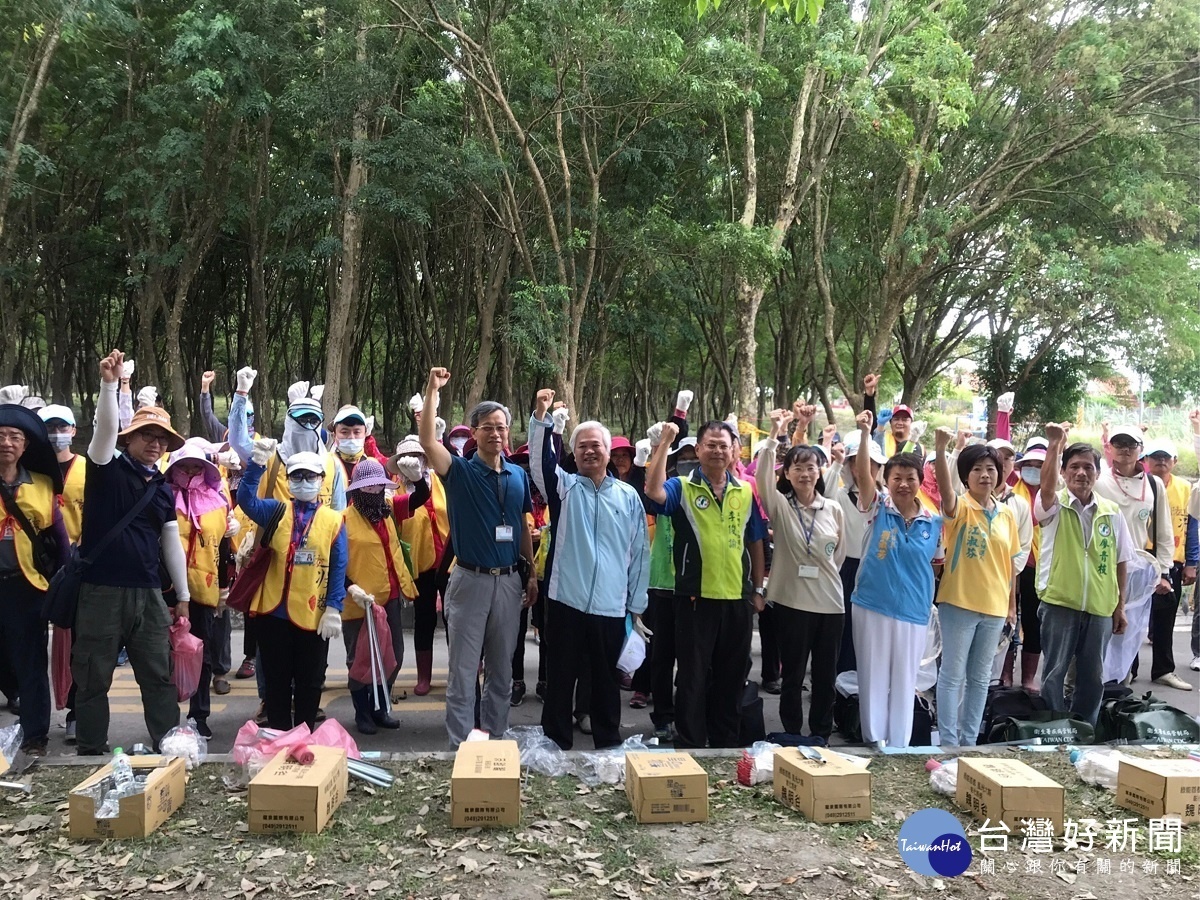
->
[288,472,322,483]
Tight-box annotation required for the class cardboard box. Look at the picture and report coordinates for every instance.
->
[69,755,187,840]
[773,748,872,823]
[625,751,708,824]
[1116,757,1200,823]
[451,740,521,827]
[956,758,1064,833]
[249,746,348,834]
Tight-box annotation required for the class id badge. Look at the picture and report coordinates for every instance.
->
[797,565,819,579]
[495,524,514,543]
[293,549,315,566]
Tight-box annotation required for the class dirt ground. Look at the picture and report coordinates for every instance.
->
[0,750,1196,900]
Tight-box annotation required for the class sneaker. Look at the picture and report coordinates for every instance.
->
[117,647,128,667]
[629,691,649,709]
[618,672,633,691]
[575,714,592,735]
[65,720,76,744]
[652,723,677,742]
[212,677,231,696]
[193,719,213,739]
[1191,656,1200,672]
[762,679,782,695]
[535,681,547,701]
[1153,673,1194,691]
[510,680,527,707]
[235,657,256,679]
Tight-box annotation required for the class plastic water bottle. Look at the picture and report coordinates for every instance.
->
[926,758,959,796]
[111,747,134,790]
[1069,747,1121,790]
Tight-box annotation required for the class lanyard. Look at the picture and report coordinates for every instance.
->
[285,505,318,574]
[492,468,509,526]
[788,495,818,556]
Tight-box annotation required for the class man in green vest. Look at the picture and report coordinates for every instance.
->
[1034,422,1134,725]
[645,420,767,749]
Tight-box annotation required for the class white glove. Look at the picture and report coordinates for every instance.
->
[287,380,310,404]
[435,417,446,441]
[217,449,242,471]
[997,392,1015,414]
[347,584,375,610]
[224,515,241,539]
[632,615,654,642]
[634,439,651,467]
[317,608,343,641]
[408,392,424,414]
[395,457,424,483]
[216,589,229,614]
[364,415,375,435]
[137,386,158,408]
[251,437,279,466]
[675,390,694,413]
[236,366,257,393]
[725,413,739,431]
[309,384,324,401]
[910,420,928,442]
[121,360,135,380]
[0,385,29,404]
[646,422,664,448]
[552,407,570,435]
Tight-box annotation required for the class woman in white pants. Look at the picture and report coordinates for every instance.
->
[848,411,944,749]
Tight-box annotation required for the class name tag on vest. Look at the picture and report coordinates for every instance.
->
[293,549,315,565]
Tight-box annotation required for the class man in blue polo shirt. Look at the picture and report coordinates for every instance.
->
[420,367,538,748]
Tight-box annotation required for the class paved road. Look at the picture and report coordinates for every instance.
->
[6,611,1199,758]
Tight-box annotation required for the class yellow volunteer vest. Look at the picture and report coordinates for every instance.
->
[1165,476,1191,564]
[342,506,418,621]
[177,505,229,607]
[400,474,449,573]
[253,503,343,630]
[1012,479,1042,565]
[0,473,56,590]
[59,455,86,544]
[229,506,254,555]
[258,452,338,508]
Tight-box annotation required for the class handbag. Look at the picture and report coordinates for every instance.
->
[1097,691,1200,744]
[226,503,285,615]
[42,481,159,628]
[986,710,1095,745]
[0,480,60,579]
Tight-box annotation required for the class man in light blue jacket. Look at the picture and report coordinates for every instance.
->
[529,388,650,750]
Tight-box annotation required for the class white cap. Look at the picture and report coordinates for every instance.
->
[1142,438,1176,459]
[845,434,886,465]
[1108,424,1144,443]
[38,404,76,426]
[332,404,366,426]
[668,436,698,456]
[987,438,1015,454]
[1023,436,1048,452]
[285,451,324,476]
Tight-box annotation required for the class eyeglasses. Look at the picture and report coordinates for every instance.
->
[475,424,509,434]
[288,472,322,483]
[0,430,27,445]
[136,432,172,446]
[1110,440,1140,451]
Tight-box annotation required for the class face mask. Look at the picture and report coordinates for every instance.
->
[1020,468,1041,486]
[289,478,320,502]
[337,438,364,457]
[675,460,699,478]
[450,436,468,453]
[49,434,72,451]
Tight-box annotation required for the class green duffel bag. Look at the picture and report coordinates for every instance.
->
[1097,692,1162,742]
[1115,707,1200,744]
[986,711,1095,745]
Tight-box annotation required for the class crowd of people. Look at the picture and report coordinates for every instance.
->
[0,355,1197,757]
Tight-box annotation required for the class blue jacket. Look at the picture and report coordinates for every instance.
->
[529,413,649,618]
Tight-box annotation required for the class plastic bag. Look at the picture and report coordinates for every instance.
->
[348,603,397,686]
[615,630,646,675]
[736,741,782,786]
[310,718,362,760]
[927,758,958,796]
[161,723,209,770]
[1070,748,1122,791]
[0,722,22,765]
[169,617,204,702]
[503,725,578,777]
[225,718,362,789]
[579,734,654,786]
[51,626,72,711]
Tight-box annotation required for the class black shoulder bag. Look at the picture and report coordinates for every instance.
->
[42,483,159,628]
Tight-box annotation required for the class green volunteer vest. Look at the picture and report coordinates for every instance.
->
[1039,489,1122,617]
[671,474,754,601]
[648,514,675,592]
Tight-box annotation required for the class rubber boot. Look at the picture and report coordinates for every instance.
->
[371,685,400,729]
[1000,644,1016,688]
[414,650,433,697]
[351,687,377,735]
[1021,652,1040,692]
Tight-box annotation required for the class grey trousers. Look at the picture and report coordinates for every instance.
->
[343,599,405,692]
[443,567,523,747]
[72,584,179,754]
[1038,602,1112,727]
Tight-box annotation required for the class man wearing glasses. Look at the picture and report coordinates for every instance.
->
[419,367,538,747]
[73,349,192,756]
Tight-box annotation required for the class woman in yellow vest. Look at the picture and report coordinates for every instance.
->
[386,436,446,696]
[237,442,347,731]
[166,440,236,738]
[341,459,420,733]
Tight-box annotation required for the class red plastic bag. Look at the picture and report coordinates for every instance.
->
[311,718,362,760]
[169,617,205,702]
[347,603,397,686]
[51,626,72,710]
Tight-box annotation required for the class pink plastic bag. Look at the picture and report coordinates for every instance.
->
[311,718,362,760]
[169,617,205,702]
[347,603,398,686]
[51,626,72,710]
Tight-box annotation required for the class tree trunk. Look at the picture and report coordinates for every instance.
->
[733,278,766,421]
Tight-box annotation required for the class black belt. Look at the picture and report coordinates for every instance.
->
[457,561,517,576]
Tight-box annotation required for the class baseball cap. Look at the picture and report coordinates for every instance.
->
[987,438,1015,454]
[1108,424,1144,444]
[38,404,76,426]
[891,404,914,419]
[332,404,366,426]
[1141,438,1176,459]
[845,434,887,465]
[1017,447,1047,465]
[285,451,324,476]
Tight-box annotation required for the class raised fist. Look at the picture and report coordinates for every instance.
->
[1045,422,1070,445]
[201,371,216,391]
[427,367,451,391]
[996,391,1015,413]
[863,373,880,396]
[394,456,424,483]
[856,410,873,433]
[251,437,279,466]
[120,359,135,380]
[535,388,555,419]
[99,350,125,384]
[935,426,955,453]
[675,390,694,413]
[236,366,257,393]
[658,421,680,446]
[551,407,570,435]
